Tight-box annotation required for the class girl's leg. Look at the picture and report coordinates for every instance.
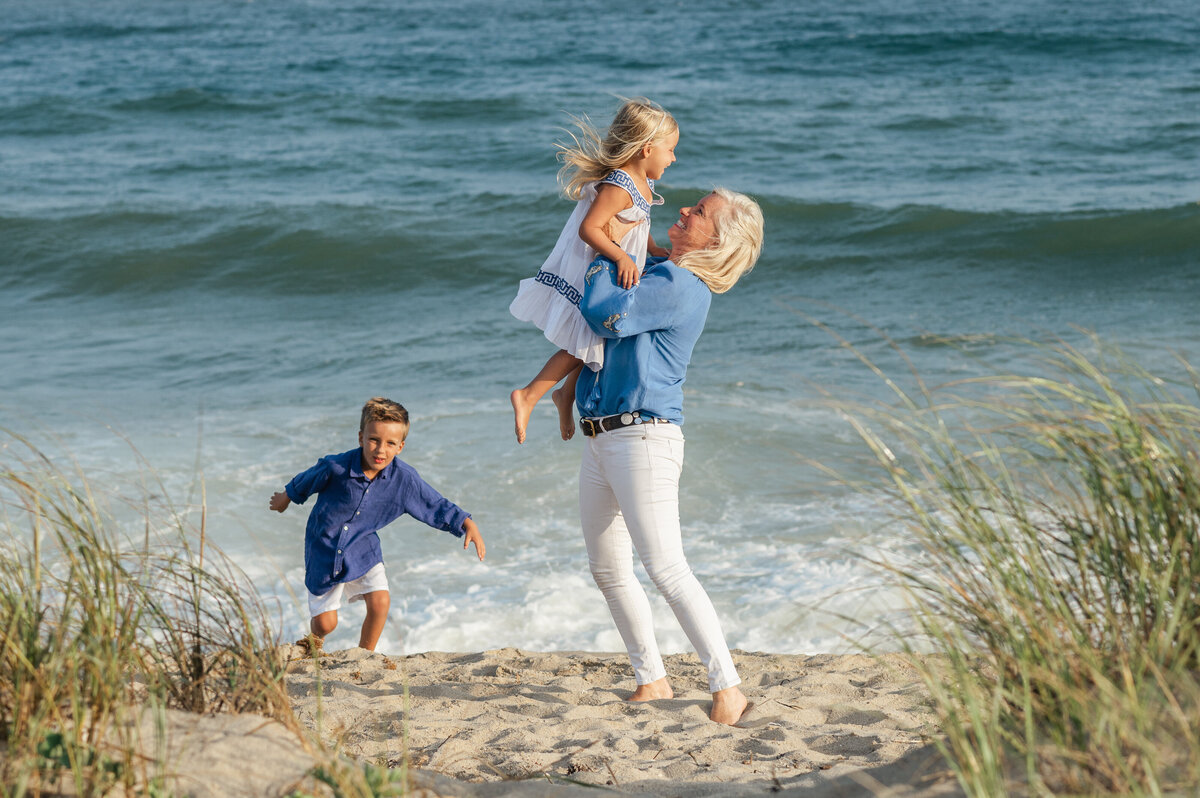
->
[511,349,582,444]
[603,426,742,698]
[579,435,669,693]
[358,590,391,651]
[551,364,584,441]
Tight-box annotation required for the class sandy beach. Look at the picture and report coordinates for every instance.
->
[61,646,967,797]
[273,646,963,797]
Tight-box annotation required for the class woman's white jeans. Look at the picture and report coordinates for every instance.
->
[579,422,740,693]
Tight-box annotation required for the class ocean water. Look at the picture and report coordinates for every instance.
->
[2,0,1198,656]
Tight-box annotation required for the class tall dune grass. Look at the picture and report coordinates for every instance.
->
[844,338,1200,795]
[0,435,292,795]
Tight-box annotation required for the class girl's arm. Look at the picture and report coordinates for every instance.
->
[646,233,668,259]
[579,184,640,289]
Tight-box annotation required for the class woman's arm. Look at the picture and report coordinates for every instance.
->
[580,257,683,338]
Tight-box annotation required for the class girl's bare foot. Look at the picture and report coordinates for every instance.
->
[628,677,673,702]
[510,388,534,444]
[709,685,749,725]
[551,386,576,441]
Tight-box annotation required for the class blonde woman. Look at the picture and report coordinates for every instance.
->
[574,188,764,725]
[510,98,679,444]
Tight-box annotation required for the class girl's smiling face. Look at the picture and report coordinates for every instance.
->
[642,128,679,181]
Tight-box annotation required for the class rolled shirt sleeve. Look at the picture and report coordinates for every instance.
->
[399,470,471,538]
[284,457,334,505]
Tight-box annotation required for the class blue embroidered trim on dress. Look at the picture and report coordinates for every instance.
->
[534,270,582,306]
[600,169,651,213]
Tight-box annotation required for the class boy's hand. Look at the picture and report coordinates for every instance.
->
[616,254,640,290]
[462,518,485,561]
[269,491,291,513]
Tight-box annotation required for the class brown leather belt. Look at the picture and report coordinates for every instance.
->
[579,411,670,437]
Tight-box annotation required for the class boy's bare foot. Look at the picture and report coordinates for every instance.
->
[510,388,534,444]
[551,386,576,441]
[628,677,673,702]
[295,635,324,657]
[709,685,750,725]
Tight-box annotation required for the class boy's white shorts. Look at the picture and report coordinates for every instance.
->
[307,562,389,617]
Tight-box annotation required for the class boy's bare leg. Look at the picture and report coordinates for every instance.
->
[628,676,673,702]
[300,611,337,654]
[310,611,337,640]
[551,364,582,441]
[358,590,390,651]
[511,349,583,444]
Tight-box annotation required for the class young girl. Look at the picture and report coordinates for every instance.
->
[509,98,678,443]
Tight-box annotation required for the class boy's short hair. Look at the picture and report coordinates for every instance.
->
[360,397,409,438]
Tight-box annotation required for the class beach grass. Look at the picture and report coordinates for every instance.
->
[0,435,294,794]
[842,336,1200,795]
[0,435,414,797]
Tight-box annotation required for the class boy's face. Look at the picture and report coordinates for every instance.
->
[358,420,406,479]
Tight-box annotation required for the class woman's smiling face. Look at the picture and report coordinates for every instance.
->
[667,192,724,258]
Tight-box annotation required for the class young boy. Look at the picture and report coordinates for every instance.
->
[269,397,485,652]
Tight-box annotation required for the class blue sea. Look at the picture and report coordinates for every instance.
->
[3,0,1198,655]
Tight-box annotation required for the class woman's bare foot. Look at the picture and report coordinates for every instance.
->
[628,677,673,702]
[551,386,576,441]
[510,388,534,444]
[709,685,749,725]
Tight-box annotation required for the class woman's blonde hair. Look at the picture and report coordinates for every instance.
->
[556,98,678,200]
[675,188,764,294]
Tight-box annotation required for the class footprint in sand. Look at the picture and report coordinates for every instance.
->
[806,732,881,757]
[824,706,892,726]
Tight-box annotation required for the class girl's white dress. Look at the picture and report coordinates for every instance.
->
[509,169,663,372]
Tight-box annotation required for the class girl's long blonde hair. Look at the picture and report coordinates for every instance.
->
[675,188,764,294]
[556,98,677,200]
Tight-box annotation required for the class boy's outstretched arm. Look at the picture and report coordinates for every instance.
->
[462,518,485,561]
[269,491,291,512]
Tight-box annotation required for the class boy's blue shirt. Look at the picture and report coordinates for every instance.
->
[575,255,712,424]
[285,448,470,595]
